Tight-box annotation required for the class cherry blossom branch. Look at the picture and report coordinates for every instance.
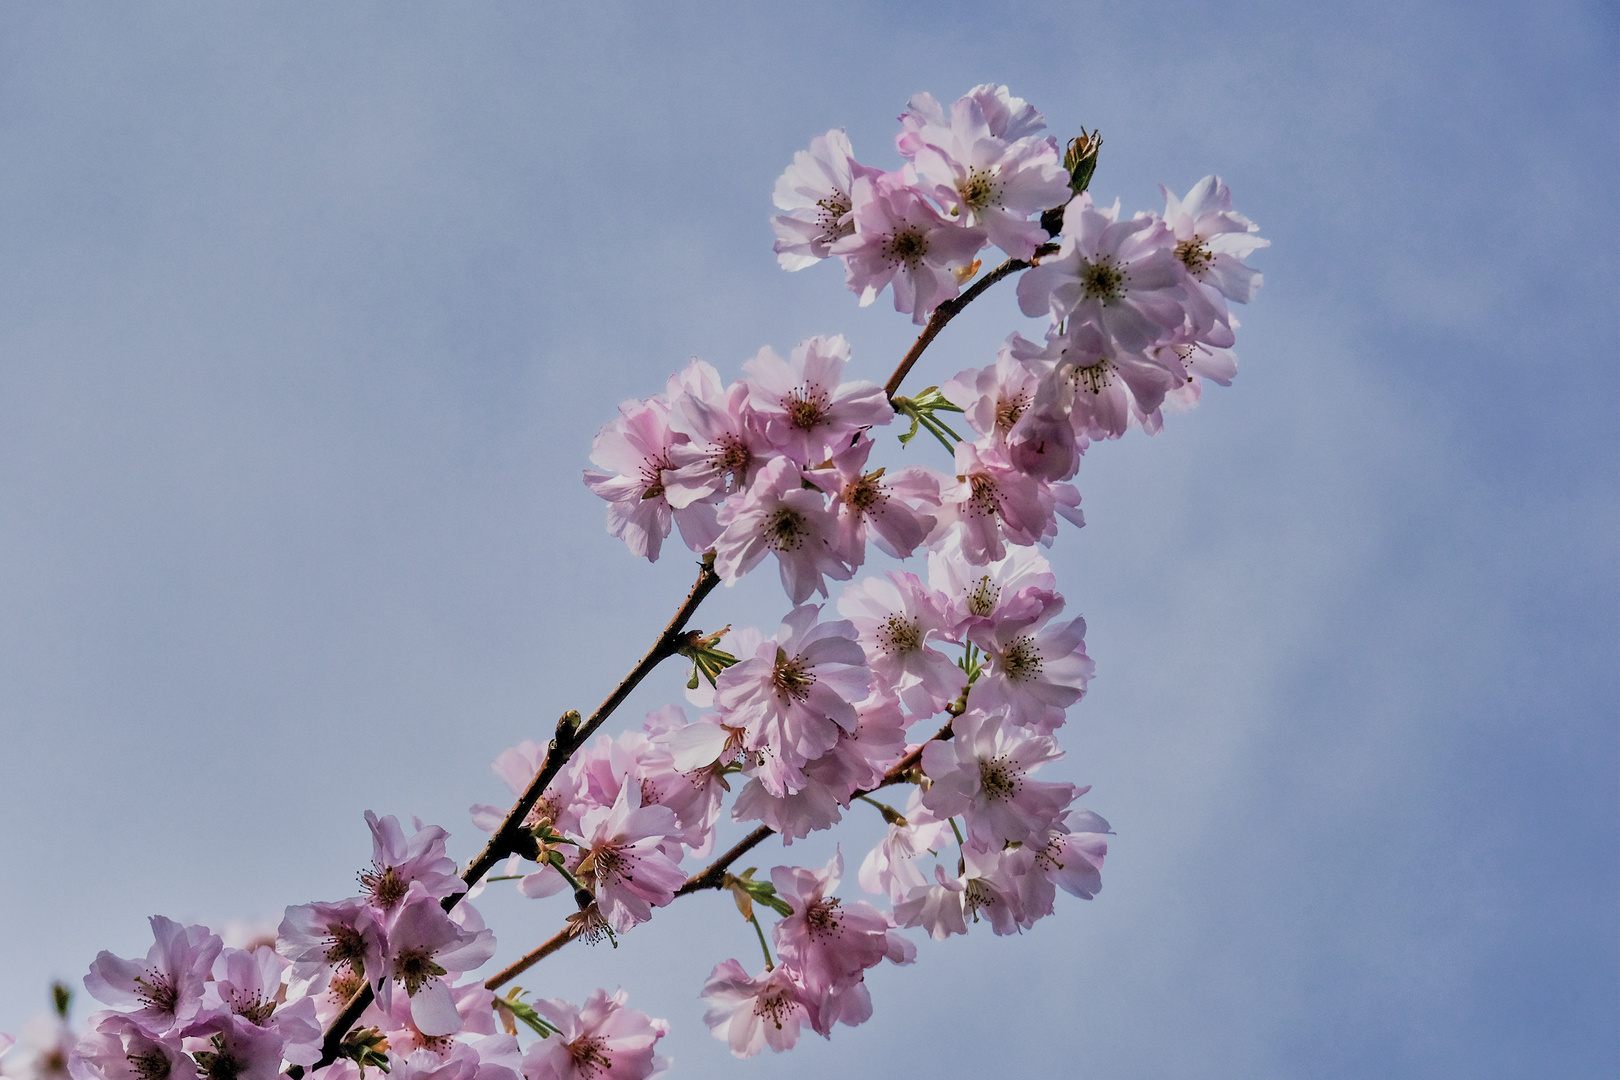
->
[304,556,723,1073]
[481,718,958,992]
[882,245,1058,403]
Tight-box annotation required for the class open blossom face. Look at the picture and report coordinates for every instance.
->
[83,916,222,1037]
[361,812,464,914]
[701,960,811,1059]
[907,95,1071,259]
[524,990,668,1080]
[772,128,881,271]
[712,605,870,792]
[574,782,688,935]
[742,336,891,467]
[837,571,962,715]
[920,708,1077,848]
[1016,192,1188,354]
[833,172,987,324]
[1161,175,1268,307]
[69,1012,193,1080]
[969,600,1094,734]
[712,456,853,604]
[375,894,496,1037]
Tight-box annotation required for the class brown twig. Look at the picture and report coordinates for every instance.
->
[881,246,1056,403]
[304,557,722,1072]
[316,246,1024,1057]
[482,717,958,990]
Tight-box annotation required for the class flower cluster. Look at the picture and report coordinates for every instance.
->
[564,84,1260,1058]
[2,83,1262,1076]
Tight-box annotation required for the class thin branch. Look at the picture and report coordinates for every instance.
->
[881,246,1056,403]
[483,717,959,990]
[321,250,1020,1053]
[305,556,723,1071]
[484,925,577,990]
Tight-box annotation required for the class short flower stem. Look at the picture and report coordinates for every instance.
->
[948,817,966,847]
[856,794,908,827]
[748,910,776,971]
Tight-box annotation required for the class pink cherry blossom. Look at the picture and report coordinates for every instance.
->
[771,129,879,271]
[837,572,963,715]
[833,172,986,324]
[1032,807,1112,901]
[770,851,913,1034]
[276,899,385,989]
[926,537,1056,639]
[858,795,951,903]
[908,95,1070,258]
[808,436,940,565]
[712,456,852,604]
[1161,175,1268,308]
[662,361,771,510]
[175,1012,286,1080]
[203,946,320,1067]
[522,989,669,1080]
[372,979,497,1056]
[741,336,891,467]
[583,394,717,562]
[68,1012,191,1080]
[968,598,1094,733]
[732,695,909,841]
[932,440,1083,565]
[920,708,1076,848]
[897,85,1047,160]
[1018,320,1184,441]
[942,342,1045,448]
[711,605,870,794]
[574,784,688,935]
[361,812,464,914]
[1016,192,1188,352]
[376,894,496,1037]
[699,961,811,1058]
[83,916,221,1037]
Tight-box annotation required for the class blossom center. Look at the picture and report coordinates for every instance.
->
[1079,259,1126,303]
[359,864,409,910]
[1001,635,1044,681]
[964,877,998,920]
[754,989,795,1030]
[133,970,178,1016]
[785,386,830,431]
[995,392,1030,431]
[127,1050,172,1080]
[887,229,929,266]
[764,507,808,552]
[1069,358,1114,395]
[713,435,753,487]
[968,474,1001,518]
[771,653,816,702]
[805,897,843,940]
[1175,236,1213,275]
[815,194,853,241]
[877,614,922,655]
[393,948,447,996]
[966,575,1001,617]
[845,472,886,515]
[978,755,1021,801]
[567,1035,614,1078]
[327,969,364,1006]
[959,169,999,211]
[226,988,276,1026]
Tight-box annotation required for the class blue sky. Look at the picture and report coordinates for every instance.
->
[0,2,1614,1077]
